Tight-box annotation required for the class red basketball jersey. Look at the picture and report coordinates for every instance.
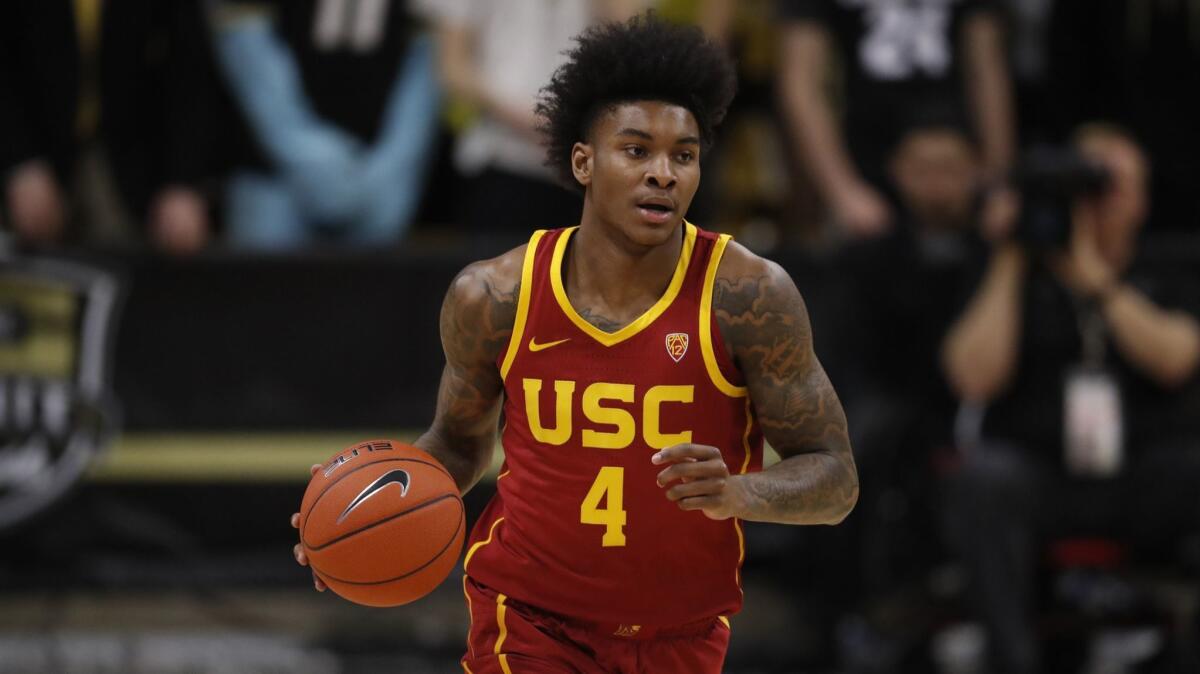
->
[464,223,764,627]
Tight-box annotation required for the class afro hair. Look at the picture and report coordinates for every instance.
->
[536,12,738,191]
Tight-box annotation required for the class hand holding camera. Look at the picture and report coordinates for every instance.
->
[1051,203,1118,300]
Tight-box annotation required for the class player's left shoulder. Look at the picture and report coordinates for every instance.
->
[713,240,807,316]
[711,240,812,355]
[714,239,793,287]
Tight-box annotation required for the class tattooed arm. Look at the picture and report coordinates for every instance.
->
[656,242,857,525]
[720,245,857,524]
[412,247,524,493]
[720,244,857,524]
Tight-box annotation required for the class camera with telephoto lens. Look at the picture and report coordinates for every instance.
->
[1012,145,1112,248]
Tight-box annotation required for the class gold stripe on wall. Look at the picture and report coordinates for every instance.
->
[86,433,776,483]
[86,432,506,483]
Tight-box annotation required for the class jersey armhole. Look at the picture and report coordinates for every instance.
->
[699,234,749,398]
[498,230,546,381]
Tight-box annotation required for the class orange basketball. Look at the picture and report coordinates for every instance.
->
[299,439,465,607]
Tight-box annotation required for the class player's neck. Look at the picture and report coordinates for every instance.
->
[569,210,683,316]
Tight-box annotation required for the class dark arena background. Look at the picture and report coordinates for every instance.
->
[3,1,1200,673]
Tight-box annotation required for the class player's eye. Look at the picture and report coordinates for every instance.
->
[676,151,695,163]
[624,145,646,159]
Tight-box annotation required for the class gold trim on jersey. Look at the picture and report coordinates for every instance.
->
[495,593,514,674]
[549,222,698,347]
[463,517,505,571]
[700,234,749,397]
[734,396,755,597]
[733,518,746,597]
[739,397,754,475]
[463,575,476,660]
[500,230,547,382]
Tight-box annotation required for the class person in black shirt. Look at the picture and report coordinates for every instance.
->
[842,112,984,424]
[211,0,440,250]
[832,113,983,666]
[0,1,78,247]
[941,124,1200,673]
[101,0,225,255]
[777,0,1014,239]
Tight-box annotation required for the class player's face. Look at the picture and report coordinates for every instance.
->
[574,101,701,247]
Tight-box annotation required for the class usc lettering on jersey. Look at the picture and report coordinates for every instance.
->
[464,223,764,626]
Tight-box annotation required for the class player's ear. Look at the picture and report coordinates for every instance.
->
[571,142,593,187]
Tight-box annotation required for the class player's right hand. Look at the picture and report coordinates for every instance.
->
[291,463,327,592]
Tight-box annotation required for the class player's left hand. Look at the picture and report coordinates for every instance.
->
[291,463,327,592]
[653,444,748,521]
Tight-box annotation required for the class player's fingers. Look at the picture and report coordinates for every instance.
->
[675,494,729,518]
[290,513,300,529]
[293,543,309,567]
[313,572,326,592]
[657,458,729,486]
[310,463,321,476]
[651,444,722,465]
[664,478,727,502]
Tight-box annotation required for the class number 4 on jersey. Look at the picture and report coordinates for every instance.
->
[580,466,627,547]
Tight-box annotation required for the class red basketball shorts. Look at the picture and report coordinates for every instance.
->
[460,575,731,674]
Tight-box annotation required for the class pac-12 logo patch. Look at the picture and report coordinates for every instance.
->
[665,332,689,363]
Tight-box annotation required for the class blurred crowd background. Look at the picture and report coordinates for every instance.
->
[2,1,1199,673]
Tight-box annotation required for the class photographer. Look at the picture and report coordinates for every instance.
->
[940,124,1200,673]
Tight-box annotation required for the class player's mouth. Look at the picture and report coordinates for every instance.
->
[636,197,676,224]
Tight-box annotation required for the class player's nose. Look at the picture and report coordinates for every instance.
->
[644,156,676,189]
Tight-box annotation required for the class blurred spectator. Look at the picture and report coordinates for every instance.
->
[677,0,799,250]
[101,0,225,255]
[830,113,985,666]
[211,0,440,251]
[0,2,79,247]
[841,110,985,484]
[1046,0,1200,231]
[777,0,1014,240]
[941,125,1200,673]
[417,0,642,247]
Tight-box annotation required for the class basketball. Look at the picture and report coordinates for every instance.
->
[298,440,465,607]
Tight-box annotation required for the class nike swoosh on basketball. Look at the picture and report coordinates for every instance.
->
[337,469,411,524]
[529,337,570,352]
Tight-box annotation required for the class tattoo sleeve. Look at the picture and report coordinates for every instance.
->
[413,256,520,493]
[714,256,859,525]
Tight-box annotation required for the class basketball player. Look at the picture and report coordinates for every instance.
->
[294,14,858,673]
